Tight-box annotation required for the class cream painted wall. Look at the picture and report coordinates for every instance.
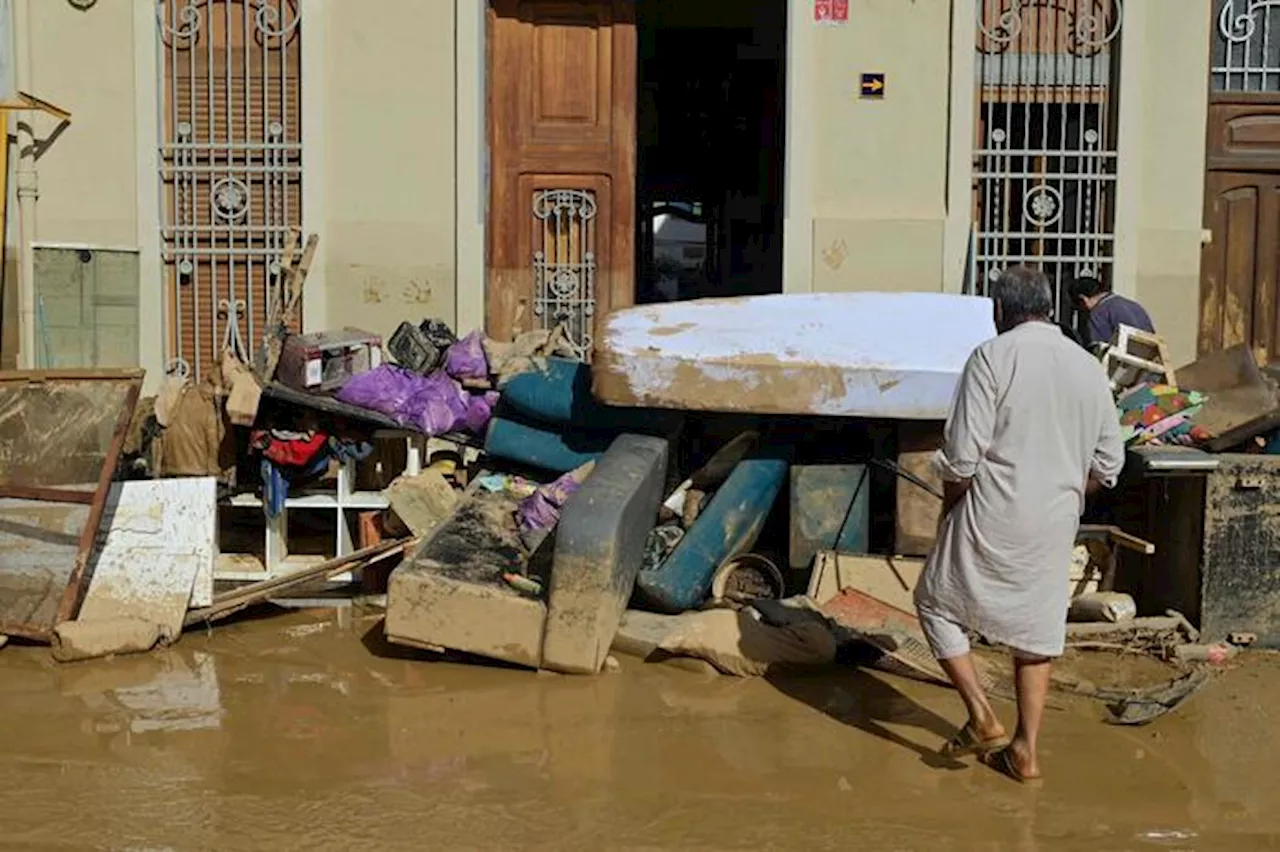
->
[8,0,1212,373]
[26,0,138,247]
[807,0,952,293]
[321,0,458,344]
[1114,0,1211,368]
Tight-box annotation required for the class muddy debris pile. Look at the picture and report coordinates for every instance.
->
[0,288,1270,732]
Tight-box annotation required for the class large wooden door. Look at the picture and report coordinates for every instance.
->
[487,0,637,360]
[1200,101,1280,364]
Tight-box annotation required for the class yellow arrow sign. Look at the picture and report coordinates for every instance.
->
[860,74,886,98]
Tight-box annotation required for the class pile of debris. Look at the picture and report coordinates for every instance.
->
[1103,324,1280,453]
[0,229,588,662]
[0,285,1247,732]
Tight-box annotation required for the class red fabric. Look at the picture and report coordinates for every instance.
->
[262,433,327,467]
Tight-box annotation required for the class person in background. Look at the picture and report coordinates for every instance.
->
[914,265,1124,784]
[1070,275,1155,350]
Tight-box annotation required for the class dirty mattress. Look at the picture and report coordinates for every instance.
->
[591,292,996,419]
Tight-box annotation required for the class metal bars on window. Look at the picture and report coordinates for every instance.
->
[971,0,1123,317]
[157,0,302,380]
[532,189,597,362]
[1213,0,1280,91]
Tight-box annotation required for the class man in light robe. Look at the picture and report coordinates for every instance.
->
[914,265,1124,784]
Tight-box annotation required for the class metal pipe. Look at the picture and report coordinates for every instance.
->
[13,0,34,369]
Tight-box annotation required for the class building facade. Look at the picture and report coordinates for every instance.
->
[0,1,1239,390]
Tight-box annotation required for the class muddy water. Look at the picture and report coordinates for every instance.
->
[1,608,1278,851]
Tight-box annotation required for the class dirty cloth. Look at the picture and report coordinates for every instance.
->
[155,381,234,478]
[250,429,328,467]
[643,524,685,572]
[484,325,577,387]
[914,321,1124,659]
[51,618,171,663]
[258,437,373,518]
[223,349,263,427]
[627,599,838,677]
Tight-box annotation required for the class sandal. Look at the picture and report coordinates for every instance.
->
[940,723,1009,758]
[982,747,1044,786]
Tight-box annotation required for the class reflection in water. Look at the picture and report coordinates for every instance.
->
[0,609,1278,849]
[112,651,223,734]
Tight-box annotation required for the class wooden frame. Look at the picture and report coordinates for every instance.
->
[0,369,143,640]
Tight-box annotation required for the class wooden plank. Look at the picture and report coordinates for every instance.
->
[0,486,94,505]
[58,379,141,625]
[184,538,413,628]
[807,551,924,611]
[0,91,73,123]
[896,421,945,556]
[283,233,318,318]
[1078,524,1156,556]
[0,368,146,382]
[267,228,301,330]
[77,480,217,636]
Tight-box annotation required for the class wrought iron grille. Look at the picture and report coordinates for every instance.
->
[972,0,1123,318]
[1213,0,1280,91]
[532,189,597,362]
[157,0,302,380]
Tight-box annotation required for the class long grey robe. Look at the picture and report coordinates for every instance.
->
[914,320,1125,658]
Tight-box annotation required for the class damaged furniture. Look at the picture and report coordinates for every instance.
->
[386,433,669,673]
[635,449,789,614]
[217,377,481,581]
[1115,446,1280,648]
[592,292,996,419]
[0,369,142,641]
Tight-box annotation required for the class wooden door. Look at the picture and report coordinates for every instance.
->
[1200,101,1280,364]
[487,0,637,360]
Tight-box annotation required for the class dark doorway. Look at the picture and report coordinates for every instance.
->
[635,0,787,304]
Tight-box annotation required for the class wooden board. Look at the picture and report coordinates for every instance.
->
[789,465,869,570]
[895,421,944,556]
[1178,344,1280,451]
[807,552,924,612]
[78,479,218,636]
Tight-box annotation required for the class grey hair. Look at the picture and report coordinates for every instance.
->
[991,265,1054,323]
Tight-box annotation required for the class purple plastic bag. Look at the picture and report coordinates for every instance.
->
[515,463,592,535]
[445,330,489,381]
[516,490,562,536]
[336,365,473,436]
[463,390,500,433]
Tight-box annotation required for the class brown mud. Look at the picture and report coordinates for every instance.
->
[2,608,1279,850]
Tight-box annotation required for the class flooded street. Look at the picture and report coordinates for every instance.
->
[2,608,1278,851]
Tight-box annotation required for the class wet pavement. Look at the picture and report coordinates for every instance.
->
[2,607,1278,851]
